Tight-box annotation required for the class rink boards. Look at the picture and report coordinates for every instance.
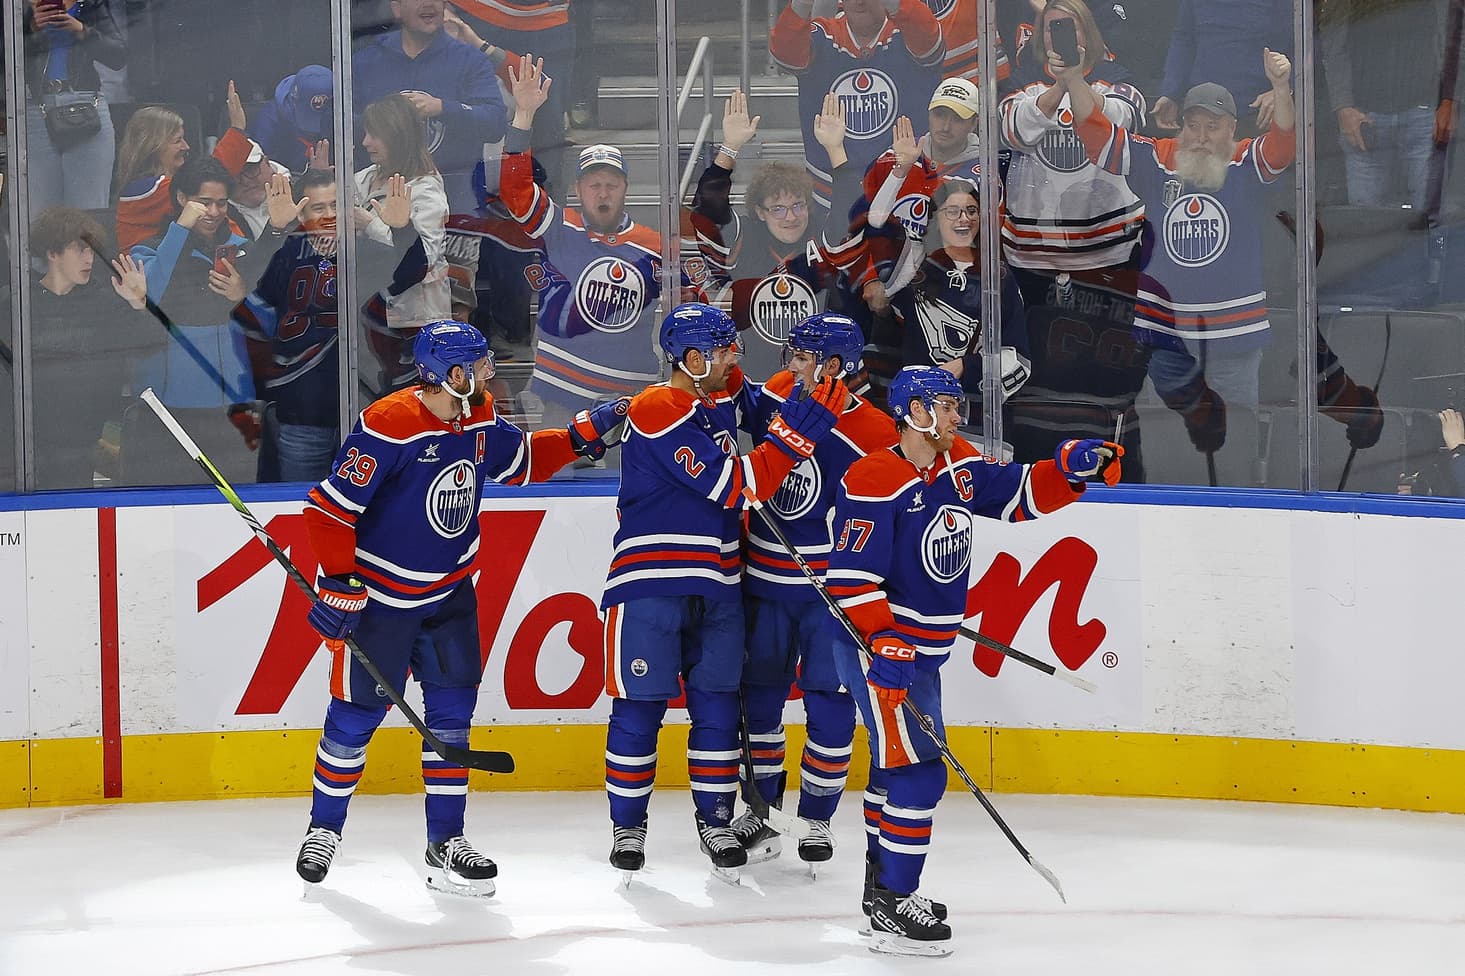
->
[2,486,1464,812]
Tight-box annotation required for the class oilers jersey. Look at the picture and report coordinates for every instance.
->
[931,0,1009,86]
[602,370,806,608]
[1075,106,1295,351]
[304,387,577,612]
[769,1,944,206]
[827,437,1082,654]
[499,131,704,410]
[1000,54,1146,271]
[744,371,898,603]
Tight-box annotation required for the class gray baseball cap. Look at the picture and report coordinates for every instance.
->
[1182,82,1237,119]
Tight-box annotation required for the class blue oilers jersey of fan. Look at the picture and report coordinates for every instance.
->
[305,387,576,612]
[827,438,1082,655]
[1075,106,1296,351]
[744,370,898,602]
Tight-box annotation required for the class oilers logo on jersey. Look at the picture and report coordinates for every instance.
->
[913,293,978,362]
[831,68,899,141]
[1037,109,1089,173]
[749,273,820,346]
[426,460,478,538]
[1164,194,1230,268]
[890,193,932,237]
[921,504,974,582]
[769,455,823,521]
[928,0,959,16]
[574,256,647,333]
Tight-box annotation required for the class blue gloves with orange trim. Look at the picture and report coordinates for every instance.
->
[569,397,632,460]
[309,574,367,645]
[866,631,917,708]
[1055,438,1124,486]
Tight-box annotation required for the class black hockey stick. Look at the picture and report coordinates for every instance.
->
[736,696,814,841]
[139,389,516,774]
[741,487,1066,902]
[956,624,1096,693]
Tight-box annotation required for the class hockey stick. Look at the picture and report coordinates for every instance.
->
[957,624,1096,693]
[741,487,1066,902]
[139,389,516,774]
[736,696,815,841]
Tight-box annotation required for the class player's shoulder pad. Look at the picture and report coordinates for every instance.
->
[842,449,919,502]
[835,397,900,453]
[627,384,698,438]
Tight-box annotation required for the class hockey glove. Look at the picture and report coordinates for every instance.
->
[866,632,917,708]
[1339,385,1384,450]
[1055,438,1125,486]
[568,396,632,460]
[308,574,368,643]
[1182,387,1227,454]
[767,376,846,460]
[228,403,262,452]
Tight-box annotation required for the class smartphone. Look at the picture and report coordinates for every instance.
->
[1358,119,1373,152]
[1050,17,1081,67]
[213,243,239,276]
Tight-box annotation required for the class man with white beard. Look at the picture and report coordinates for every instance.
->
[1060,47,1295,416]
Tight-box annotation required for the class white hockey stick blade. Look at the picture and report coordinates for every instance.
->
[764,804,816,841]
[1031,855,1067,904]
[1054,669,1098,694]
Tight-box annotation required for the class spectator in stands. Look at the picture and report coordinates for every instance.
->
[889,178,1031,438]
[355,93,449,390]
[352,0,508,214]
[228,140,296,243]
[1066,49,1295,417]
[22,0,126,212]
[1150,0,1292,135]
[114,84,256,250]
[235,169,423,482]
[251,65,334,176]
[28,206,155,488]
[1437,407,1465,492]
[691,90,869,381]
[770,0,944,208]
[500,54,704,428]
[934,0,1011,90]
[1320,0,1465,224]
[445,1,574,191]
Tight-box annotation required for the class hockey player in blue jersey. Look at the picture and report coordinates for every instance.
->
[828,365,1121,955]
[295,319,627,895]
[601,302,847,884]
[730,312,898,870]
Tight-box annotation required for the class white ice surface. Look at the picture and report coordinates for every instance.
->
[2,790,1463,975]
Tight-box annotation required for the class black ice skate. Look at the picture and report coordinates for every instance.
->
[796,819,835,877]
[295,825,341,885]
[610,821,647,888]
[867,884,953,957]
[861,852,947,933]
[695,812,747,885]
[731,804,782,864]
[424,835,498,897]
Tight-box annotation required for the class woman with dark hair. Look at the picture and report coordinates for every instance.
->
[22,0,126,212]
[890,179,1031,439]
[355,94,449,357]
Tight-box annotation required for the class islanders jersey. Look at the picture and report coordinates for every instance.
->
[744,371,898,602]
[1000,55,1146,271]
[499,141,704,409]
[304,387,576,612]
[602,371,802,607]
[827,437,1082,654]
[1075,106,1295,350]
[770,1,944,205]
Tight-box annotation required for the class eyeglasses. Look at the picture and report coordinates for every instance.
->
[938,205,979,219]
[762,202,808,219]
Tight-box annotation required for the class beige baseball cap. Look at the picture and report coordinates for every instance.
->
[928,78,980,119]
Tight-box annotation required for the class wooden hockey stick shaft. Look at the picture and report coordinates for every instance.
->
[139,390,515,774]
[741,487,1065,902]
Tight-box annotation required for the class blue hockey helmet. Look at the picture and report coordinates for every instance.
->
[786,312,865,378]
[659,302,738,366]
[887,364,965,427]
[414,319,491,386]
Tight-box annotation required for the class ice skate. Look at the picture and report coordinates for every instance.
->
[695,812,747,885]
[796,819,834,877]
[867,884,953,957]
[861,852,947,933]
[610,821,647,888]
[424,835,498,897]
[731,805,782,864]
[295,825,341,886]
